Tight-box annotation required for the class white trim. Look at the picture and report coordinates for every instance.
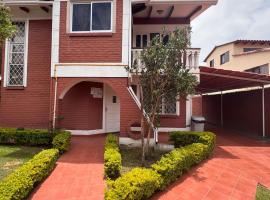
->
[68,129,105,135]
[130,127,190,132]
[70,1,113,33]
[51,0,60,77]
[186,95,192,126]
[55,65,128,77]
[4,20,29,87]
[122,0,131,65]
[102,83,106,132]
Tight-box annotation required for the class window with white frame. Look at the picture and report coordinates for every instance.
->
[71,1,112,32]
[6,22,27,86]
[161,98,178,115]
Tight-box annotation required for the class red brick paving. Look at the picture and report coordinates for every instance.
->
[29,135,105,200]
[152,127,270,200]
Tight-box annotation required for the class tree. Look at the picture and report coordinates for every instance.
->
[128,28,198,165]
[0,4,17,42]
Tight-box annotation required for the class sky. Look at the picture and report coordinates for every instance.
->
[191,0,270,65]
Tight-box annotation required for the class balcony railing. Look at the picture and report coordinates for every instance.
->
[131,48,200,70]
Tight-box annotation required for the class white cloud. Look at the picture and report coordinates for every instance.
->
[191,0,270,65]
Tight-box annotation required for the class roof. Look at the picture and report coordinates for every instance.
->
[196,67,270,94]
[204,39,270,62]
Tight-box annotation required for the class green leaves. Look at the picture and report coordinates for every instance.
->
[0,5,17,42]
[104,134,122,180]
[52,131,71,154]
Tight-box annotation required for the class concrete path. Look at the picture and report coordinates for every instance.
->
[152,128,270,200]
[30,135,105,200]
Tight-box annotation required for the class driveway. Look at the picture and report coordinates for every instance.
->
[153,127,270,200]
[29,135,106,200]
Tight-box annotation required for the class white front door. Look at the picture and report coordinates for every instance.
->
[105,85,120,132]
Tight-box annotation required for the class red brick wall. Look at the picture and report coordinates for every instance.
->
[192,96,202,116]
[59,81,103,130]
[202,89,270,137]
[0,20,52,128]
[59,1,123,63]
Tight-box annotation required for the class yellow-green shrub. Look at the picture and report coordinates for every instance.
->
[52,131,71,153]
[0,149,59,200]
[104,134,121,179]
[105,168,161,200]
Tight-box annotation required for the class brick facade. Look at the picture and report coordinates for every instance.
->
[0,20,52,128]
[192,96,203,116]
[59,1,123,63]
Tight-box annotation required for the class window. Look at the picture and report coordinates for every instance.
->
[161,98,178,115]
[220,51,229,65]
[243,48,261,52]
[210,59,214,67]
[245,64,269,75]
[71,1,112,32]
[6,21,27,87]
[142,35,147,47]
[162,35,169,45]
[136,35,141,48]
[150,33,160,42]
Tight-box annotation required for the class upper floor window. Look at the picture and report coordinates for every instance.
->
[71,1,112,32]
[220,51,229,65]
[209,59,214,67]
[5,21,28,87]
[243,48,261,52]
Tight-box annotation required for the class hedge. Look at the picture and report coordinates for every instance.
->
[52,131,71,154]
[105,168,161,200]
[0,149,59,200]
[105,131,216,200]
[0,128,54,146]
[152,131,216,189]
[104,134,122,179]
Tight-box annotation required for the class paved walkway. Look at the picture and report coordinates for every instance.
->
[152,128,270,200]
[29,135,105,200]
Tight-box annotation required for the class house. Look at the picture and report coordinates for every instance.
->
[0,0,217,141]
[204,40,270,75]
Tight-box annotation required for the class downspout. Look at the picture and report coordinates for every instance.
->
[52,64,58,130]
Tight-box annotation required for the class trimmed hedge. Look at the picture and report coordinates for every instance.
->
[0,149,59,200]
[152,131,216,189]
[104,134,122,179]
[105,168,161,200]
[105,131,216,200]
[0,128,54,146]
[52,131,71,154]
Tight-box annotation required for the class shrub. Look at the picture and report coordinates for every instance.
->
[104,134,122,179]
[105,168,161,200]
[151,131,216,189]
[52,131,71,154]
[0,128,54,146]
[0,149,59,200]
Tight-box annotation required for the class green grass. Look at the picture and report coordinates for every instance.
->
[256,183,270,200]
[0,145,44,180]
[120,146,169,174]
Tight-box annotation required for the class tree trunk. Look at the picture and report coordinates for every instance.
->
[141,116,145,166]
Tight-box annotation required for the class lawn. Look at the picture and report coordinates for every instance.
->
[120,145,169,174]
[0,145,44,180]
[256,184,270,200]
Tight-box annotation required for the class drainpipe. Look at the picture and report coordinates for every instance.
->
[52,65,58,130]
[262,85,265,138]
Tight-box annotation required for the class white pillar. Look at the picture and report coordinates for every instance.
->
[262,85,265,138]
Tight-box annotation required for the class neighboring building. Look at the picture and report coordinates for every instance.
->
[204,40,270,75]
[0,0,217,140]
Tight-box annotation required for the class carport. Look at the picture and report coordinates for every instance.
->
[195,67,270,138]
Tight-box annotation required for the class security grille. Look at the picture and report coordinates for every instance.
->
[7,22,26,86]
[162,98,177,115]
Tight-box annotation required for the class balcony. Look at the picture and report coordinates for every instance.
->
[131,48,200,70]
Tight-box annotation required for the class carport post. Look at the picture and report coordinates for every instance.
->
[220,91,223,127]
[262,85,265,138]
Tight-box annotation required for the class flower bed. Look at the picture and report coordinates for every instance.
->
[105,131,216,200]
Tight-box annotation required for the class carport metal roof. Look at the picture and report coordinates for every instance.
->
[195,67,270,138]
[196,67,270,93]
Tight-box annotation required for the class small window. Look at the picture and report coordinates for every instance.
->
[220,51,229,65]
[243,48,261,52]
[142,35,147,47]
[136,35,141,48]
[150,33,160,42]
[71,2,112,32]
[162,35,169,45]
[161,97,178,115]
[210,59,214,67]
[112,96,117,103]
